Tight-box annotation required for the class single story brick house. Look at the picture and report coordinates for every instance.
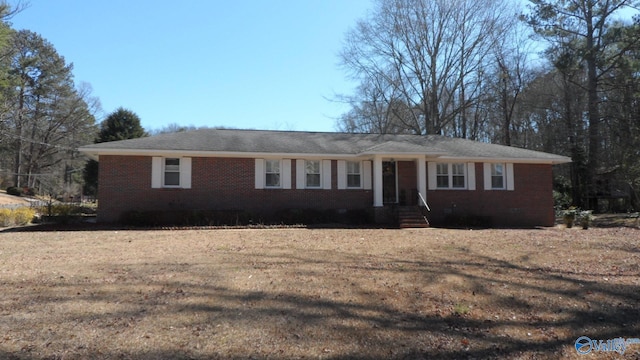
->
[79,129,571,227]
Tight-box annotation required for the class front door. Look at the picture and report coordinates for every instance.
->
[382,161,397,204]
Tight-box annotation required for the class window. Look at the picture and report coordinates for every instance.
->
[436,163,449,188]
[265,160,281,187]
[491,163,505,189]
[436,163,466,189]
[164,158,180,186]
[452,163,466,188]
[152,157,191,189]
[346,161,361,188]
[305,160,321,188]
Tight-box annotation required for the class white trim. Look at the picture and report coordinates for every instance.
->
[151,157,162,189]
[432,156,569,165]
[483,163,492,190]
[282,159,292,189]
[80,147,571,165]
[337,160,347,190]
[296,159,305,189]
[427,162,437,190]
[467,162,476,191]
[373,156,383,206]
[322,160,332,190]
[180,157,192,189]
[417,157,427,206]
[363,161,372,190]
[506,163,515,191]
[254,159,265,189]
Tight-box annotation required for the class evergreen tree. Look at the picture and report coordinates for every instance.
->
[83,108,146,196]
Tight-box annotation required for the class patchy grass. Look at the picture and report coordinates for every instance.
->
[0,227,638,359]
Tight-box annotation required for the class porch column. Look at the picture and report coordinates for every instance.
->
[373,155,383,207]
[416,155,427,207]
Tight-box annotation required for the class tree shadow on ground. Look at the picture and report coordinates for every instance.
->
[1,237,639,359]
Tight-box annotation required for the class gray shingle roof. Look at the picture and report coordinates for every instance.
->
[79,129,571,164]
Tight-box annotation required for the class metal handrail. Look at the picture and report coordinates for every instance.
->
[417,191,431,212]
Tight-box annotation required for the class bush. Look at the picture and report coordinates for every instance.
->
[0,207,35,227]
[13,207,35,225]
[6,187,20,196]
[0,209,11,227]
[38,203,83,217]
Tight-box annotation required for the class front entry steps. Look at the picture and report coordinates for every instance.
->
[397,206,430,228]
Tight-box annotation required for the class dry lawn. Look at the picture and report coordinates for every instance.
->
[0,226,639,359]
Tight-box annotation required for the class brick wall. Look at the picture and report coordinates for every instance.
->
[98,156,555,227]
[97,156,372,223]
[426,163,555,227]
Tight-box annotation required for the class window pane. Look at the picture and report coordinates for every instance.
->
[266,160,280,173]
[164,172,180,186]
[452,175,465,188]
[266,173,280,187]
[347,161,360,174]
[306,160,320,174]
[492,176,504,189]
[165,158,180,171]
[452,163,465,175]
[437,175,449,188]
[307,174,321,187]
[436,163,448,175]
[491,163,503,176]
[347,174,361,188]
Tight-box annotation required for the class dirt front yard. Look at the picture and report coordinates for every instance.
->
[0,227,638,359]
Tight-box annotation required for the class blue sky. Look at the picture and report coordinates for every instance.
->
[8,0,372,133]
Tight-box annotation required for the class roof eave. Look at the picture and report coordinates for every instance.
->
[435,155,572,165]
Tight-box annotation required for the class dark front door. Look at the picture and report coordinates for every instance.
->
[382,161,397,204]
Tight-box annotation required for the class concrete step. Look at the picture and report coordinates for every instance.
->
[397,206,429,228]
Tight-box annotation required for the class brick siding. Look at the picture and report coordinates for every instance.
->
[426,163,554,227]
[98,156,555,227]
[97,156,372,223]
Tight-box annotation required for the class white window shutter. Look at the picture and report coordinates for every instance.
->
[506,163,515,191]
[296,159,305,189]
[467,162,476,190]
[337,160,347,189]
[151,157,162,188]
[282,159,292,189]
[255,159,265,189]
[483,163,492,190]
[180,157,192,189]
[322,160,332,189]
[363,161,372,190]
[427,162,437,190]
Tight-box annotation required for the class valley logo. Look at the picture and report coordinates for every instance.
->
[575,336,640,355]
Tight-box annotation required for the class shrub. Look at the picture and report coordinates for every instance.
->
[0,207,35,227]
[38,203,81,217]
[13,207,35,225]
[6,187,20,196]
[0,209,12,227]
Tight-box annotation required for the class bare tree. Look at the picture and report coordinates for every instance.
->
[338,0,516,136]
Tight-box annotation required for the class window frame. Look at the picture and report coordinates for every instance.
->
[163,158,181,187]
[491,163,506,190]
[346,161,362,188]
[305,160,322,188]
[264,159,282,188]
[435,162,467,190]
